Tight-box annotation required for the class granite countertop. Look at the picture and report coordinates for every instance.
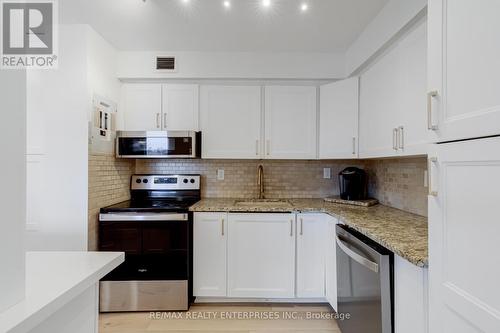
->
[190,198,428,267]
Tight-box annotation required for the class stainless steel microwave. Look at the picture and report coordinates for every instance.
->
[116,131,201,159]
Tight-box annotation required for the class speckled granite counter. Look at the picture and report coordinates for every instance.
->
[190,198,428,267]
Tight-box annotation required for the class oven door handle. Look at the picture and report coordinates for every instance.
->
[336,235,379,273]
[99,213,188,222]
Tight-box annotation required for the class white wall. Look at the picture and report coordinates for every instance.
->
[117,51,346,80]
[0,70,26,311]
[345,0,427,76]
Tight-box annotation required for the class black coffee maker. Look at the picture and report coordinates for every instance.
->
[338,167,367,200]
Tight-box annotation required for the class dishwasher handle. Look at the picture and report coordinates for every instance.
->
[336,235,379,273]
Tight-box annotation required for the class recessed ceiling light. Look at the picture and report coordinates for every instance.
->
[300,3,309,11]
[181,0,190,4]
[223,0,230,9]
[262,0,271,8]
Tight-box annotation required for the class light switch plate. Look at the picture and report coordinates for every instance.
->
[323,168,331,179]
[217,169,225,180]
[424,170,428,187]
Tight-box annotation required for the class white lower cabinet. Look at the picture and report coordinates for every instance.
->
[296,214,327,298]
[227,213,296,298]
[193,212,228,297]
[394,255,428,333]
[325,215,338,311]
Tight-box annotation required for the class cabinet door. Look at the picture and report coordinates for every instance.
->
[193,213,227,297]
[359,19,427,158]
[319,78,359,159]
[428,137,500,332]
[200,86,262,159]
[227,213,295,298]
[121,84,162,131]
[162,84,199,131]
[264,86,317,159]
[325,215,338,311]
[394,255,428,333]
[296,214,327,298]
[428,0,500,142]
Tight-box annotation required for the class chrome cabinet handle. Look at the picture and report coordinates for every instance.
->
[156,113,160,128]
[352,137,356,155]
[256,140,259,156]
[336,235,379,273]
[290,219,293,237]
[221,218,225,236]
[266,140,270,156]
[393,128,397,150]
[162,113,167,129]
[300,218,303,236]
[427,91,438,130]
[398,126,404,150]
[428,157,438,196]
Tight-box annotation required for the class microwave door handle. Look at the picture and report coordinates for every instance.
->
[336,235,379,273]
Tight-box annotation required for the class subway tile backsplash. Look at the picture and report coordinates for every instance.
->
[88,156,428,249]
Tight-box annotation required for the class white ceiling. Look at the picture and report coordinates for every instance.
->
[61,0,388,52]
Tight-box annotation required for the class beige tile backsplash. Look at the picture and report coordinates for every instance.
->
[88,156,428,249]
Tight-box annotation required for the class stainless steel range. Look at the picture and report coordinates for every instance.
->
[98,174,201,312]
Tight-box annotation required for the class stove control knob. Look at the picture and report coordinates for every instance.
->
[190,179,195,183]
[136,179,141,184]
[143,179,148,184]
[183,179,189,184]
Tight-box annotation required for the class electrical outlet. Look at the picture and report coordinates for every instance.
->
[217,169,225,180]
[323,168,331,179]
[424,170,428,187]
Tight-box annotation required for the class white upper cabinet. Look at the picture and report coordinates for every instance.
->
[428,136,500,333]
[359,19,428,158]
[200,86,262,159]
[428,0,500,142]
[193,212,227,297]
[227,213,296,298]
[120,83,199,131]
[121,84,162,131]
[264,86,317,159]
[162,84,199,131]
[319,78,359,159]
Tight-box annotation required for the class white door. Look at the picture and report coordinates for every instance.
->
[428,136,500,332]
[121,84,162,131]
[428,0,500,142]
[227,213,295,298]
[200,86,262,159]
[325,215,338,311]
[359,19,427,158]
[296,214,327,298]
[193,213,227,297]
[264,86,317,159]
[319,78,359,159]
[162,84,199,131]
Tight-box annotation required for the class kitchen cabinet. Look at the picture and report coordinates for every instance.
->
[120,83,199,131]
[162,84,199,131]
[428,137,500,332]
[359,19,427,158]
[394,255,428,333]
[428,0,500,142]
[193,212,227,297]
[325,215,338,311]
[264,86,317,159]
[200,85,262,159]
[227,213,296,298]
[296,214,327,298]
[121,83,162,131]
[319,78,359,159]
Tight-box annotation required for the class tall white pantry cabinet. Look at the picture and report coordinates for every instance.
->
[428,0,500,332]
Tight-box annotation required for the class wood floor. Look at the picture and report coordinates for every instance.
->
[100,303,341,333]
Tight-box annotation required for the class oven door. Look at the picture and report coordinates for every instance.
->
[116,131,199,158]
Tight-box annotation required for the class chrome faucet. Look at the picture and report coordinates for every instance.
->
[257,165,265,199]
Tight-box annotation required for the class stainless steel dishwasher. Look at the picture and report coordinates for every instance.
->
[335,224,393,333]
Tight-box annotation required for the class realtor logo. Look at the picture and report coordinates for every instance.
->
[1,0,57,68]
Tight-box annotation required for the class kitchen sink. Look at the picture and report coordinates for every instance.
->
[234,199,293,208]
